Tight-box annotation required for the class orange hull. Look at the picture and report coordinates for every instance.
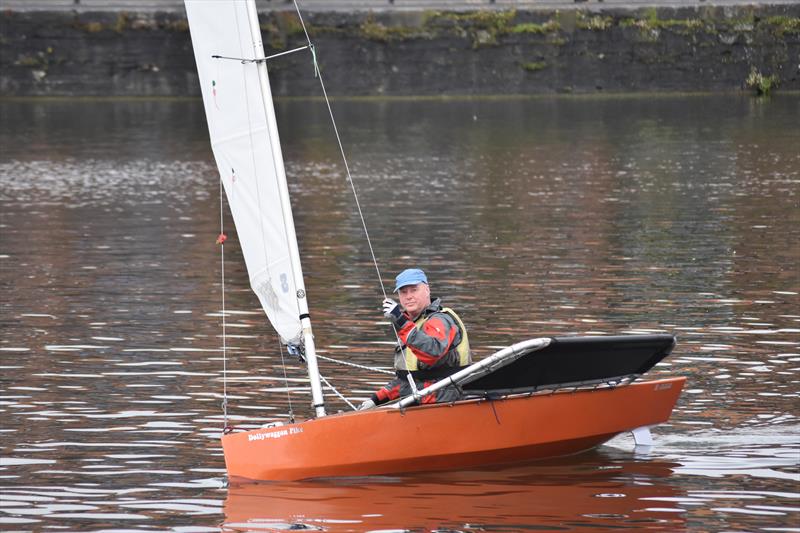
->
[222,376,685,481]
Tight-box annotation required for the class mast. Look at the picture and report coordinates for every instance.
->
[244,0,326,418]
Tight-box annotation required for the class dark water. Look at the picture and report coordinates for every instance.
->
[1,95,798,531]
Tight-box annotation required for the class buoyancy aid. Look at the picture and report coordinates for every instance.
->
[394,301,471,376]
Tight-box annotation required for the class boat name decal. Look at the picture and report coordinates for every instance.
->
[654,382,673,391]
[248,426,303,442]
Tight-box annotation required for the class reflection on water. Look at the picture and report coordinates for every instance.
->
[223,451,687,532]
[0,95,798,530]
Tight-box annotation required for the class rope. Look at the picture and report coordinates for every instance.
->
[278,340,296,423]
[316,353,395,375]
[319,373,357,410]
[219,180,228,430]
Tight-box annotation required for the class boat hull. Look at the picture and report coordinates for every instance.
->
[222,376,685,481]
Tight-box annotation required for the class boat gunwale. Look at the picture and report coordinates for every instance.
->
[223,375,686,435]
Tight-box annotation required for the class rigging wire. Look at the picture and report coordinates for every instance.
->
[316,353,395,375]
[219,180,229,431]
[319,374,357,410]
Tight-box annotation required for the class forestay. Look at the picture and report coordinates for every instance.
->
[185,0,302,344]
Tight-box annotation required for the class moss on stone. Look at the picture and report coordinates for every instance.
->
[15,47,54,70]
[306,9,563,48]
[746,67,779,96]
[620,10,708,41]
[510,20,560,34]
[438,9,517,30]
[259,21,282,50]
[420,10,443,27]
[670,19,704,31]
[424,9,519,47]
[16,55,43,67]
[624,16,704,31]
[576,14,613,31]
[764,16,800,36]
[167,19,190,32]
[83,21,104,33]
[360,16,415,42]
[521,61,547,72]
[114,12,130,33]
[728,18,755,32]
[620,17,660,42]
[276,11,306,36]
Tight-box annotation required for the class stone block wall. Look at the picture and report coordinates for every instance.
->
[1,5,798,96]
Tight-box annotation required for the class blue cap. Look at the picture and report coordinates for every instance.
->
[393,268,428,293]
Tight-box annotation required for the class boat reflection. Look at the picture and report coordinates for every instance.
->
[222,449,686,532]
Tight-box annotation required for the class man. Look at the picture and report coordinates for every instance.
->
[359,268,472,410]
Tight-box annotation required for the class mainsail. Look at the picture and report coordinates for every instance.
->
[185,0,302,345]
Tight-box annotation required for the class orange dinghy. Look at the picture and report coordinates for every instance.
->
[223,376,684,482]
[222,335,684,482]
[184,1,686,483]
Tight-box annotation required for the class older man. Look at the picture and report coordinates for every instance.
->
[360,268,472,409]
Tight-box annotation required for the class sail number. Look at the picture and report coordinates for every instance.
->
[280,273,289,293]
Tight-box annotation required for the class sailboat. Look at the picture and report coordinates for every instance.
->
[184,0,685,482]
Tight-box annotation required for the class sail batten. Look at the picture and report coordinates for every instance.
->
[185,0,303,345]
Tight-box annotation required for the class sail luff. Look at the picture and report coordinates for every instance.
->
[243,0,326,419]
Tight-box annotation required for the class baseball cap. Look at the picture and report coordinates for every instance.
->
[393,268,428,293]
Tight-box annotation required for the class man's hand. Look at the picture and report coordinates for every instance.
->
[358,399,376,410]
[382,298,401,318]
[382,298,407,327]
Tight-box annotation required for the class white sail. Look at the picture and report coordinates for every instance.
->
[185,0,302,344]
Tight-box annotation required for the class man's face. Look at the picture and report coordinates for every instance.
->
[398,282,431,318]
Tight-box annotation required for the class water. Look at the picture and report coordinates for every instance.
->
[1,94,798,531]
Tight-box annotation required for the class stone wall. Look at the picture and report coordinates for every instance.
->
[1,4,798,96]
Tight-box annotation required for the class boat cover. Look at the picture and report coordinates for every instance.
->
[463,334,676,394]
